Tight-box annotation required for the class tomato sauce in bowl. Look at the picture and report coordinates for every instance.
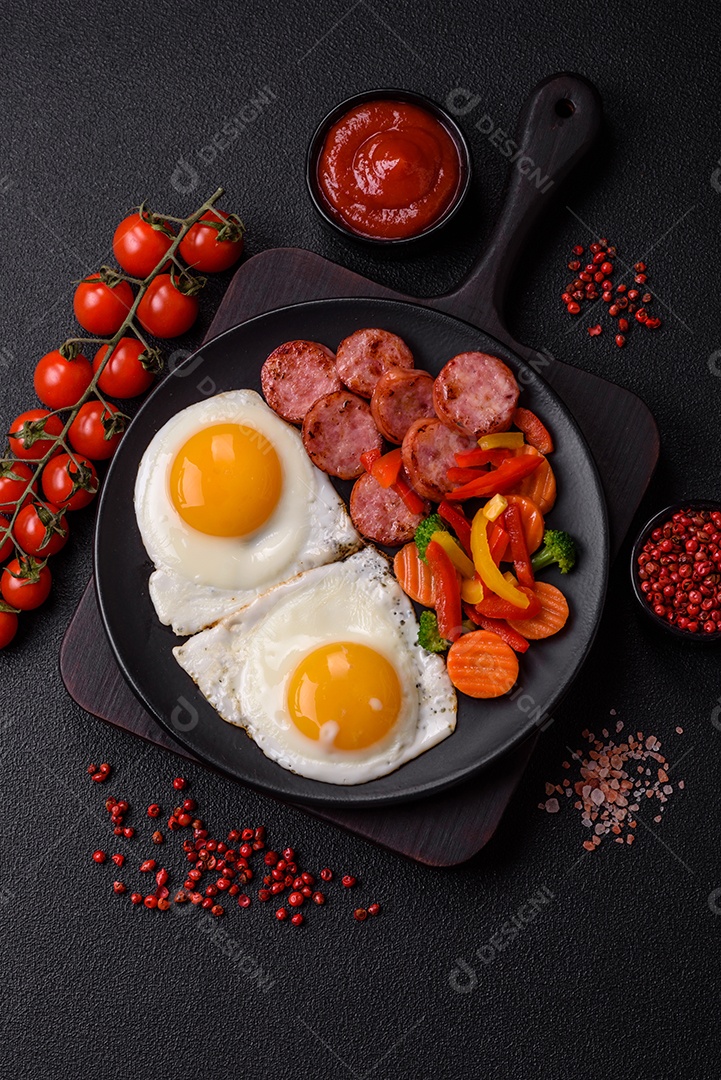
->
[308,91,470,244]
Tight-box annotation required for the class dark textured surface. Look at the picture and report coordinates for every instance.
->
[2,2,720,1078]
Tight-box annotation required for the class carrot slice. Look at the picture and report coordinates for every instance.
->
[393,543,435,607]
[509,446,556,514]
[505,494,545,554]
[512,407,554,454]
[508,581,569,639]
[446,631,519,698]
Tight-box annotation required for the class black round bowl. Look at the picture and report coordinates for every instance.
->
[630,499,721,642]
[306,88,472,249]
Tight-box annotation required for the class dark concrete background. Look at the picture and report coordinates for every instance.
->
[2,1,720,1077]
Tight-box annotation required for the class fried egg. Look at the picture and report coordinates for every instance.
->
[135,390,361,635]
[173,547,457,785]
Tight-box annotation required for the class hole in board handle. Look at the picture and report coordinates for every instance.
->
[555,98,575,118]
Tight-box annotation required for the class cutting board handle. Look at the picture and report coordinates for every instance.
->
[437,73,602,332]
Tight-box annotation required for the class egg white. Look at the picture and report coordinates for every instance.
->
[173,547,457,785]
[134,390,361,635]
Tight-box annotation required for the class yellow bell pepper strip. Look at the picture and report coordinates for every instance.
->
[482,494,508,522]
[446,453,543,501]
[430,531,476,579]
[470,509,530,609]
[460,574,484,604]
[478,431,525,451]
[425,540,463,642]
[503,502,535,589]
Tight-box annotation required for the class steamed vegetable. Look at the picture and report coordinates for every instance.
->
[416,610,449,653]
[414,512,445,562]
[531,529,577,574]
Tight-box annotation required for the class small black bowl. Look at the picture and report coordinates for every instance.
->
[306,88,472,249]
[630,499,721,643]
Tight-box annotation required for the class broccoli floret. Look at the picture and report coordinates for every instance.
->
[414,512,445,562]
[417,611,450,653]
[531,529,577,574]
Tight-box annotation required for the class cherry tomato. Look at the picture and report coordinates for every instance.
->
[0,610,18,648]
[68,402,124,461]
[92,337,155,399]
[34,350,93,409]
[13,501,69,558]
[73,273,134,335]
[179,209,245,272]
[0,462,35,513]
[9,409,64,461]
[41,453,98,511]
[137,274,199,338]
[1,557,51,611]
[113,211,175,278]
[0,515,14,562]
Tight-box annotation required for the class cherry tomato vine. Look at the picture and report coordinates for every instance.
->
[0,187,245,646]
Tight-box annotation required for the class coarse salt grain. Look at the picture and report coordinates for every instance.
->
[540,726,684,851]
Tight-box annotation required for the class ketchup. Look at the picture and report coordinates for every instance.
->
[317,99,463,240]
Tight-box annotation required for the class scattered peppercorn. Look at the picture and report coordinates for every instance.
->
[354,908,368,922]
[88,768,375,930]
[562,240,662,346]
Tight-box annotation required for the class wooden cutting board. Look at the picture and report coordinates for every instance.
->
[60,74,659,864]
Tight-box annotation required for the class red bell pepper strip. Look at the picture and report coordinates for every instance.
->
[463,603,530,653]
[446,466,488,485]
[392,472,426,516]
[446,454,543,501]
[426,540,463,642]
[454,447,512,468]
[474,587,542,621]
[438,500,472,554]
[360,448,381,473]
[504,503,535,589]
[371,448,403,489]
[489,522,509,565]
[512,407,554,454]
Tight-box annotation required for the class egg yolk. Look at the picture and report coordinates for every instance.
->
[169,423,282,537]
[287,642,402,751]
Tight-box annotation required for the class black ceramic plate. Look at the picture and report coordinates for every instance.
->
[95,297,608,807]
